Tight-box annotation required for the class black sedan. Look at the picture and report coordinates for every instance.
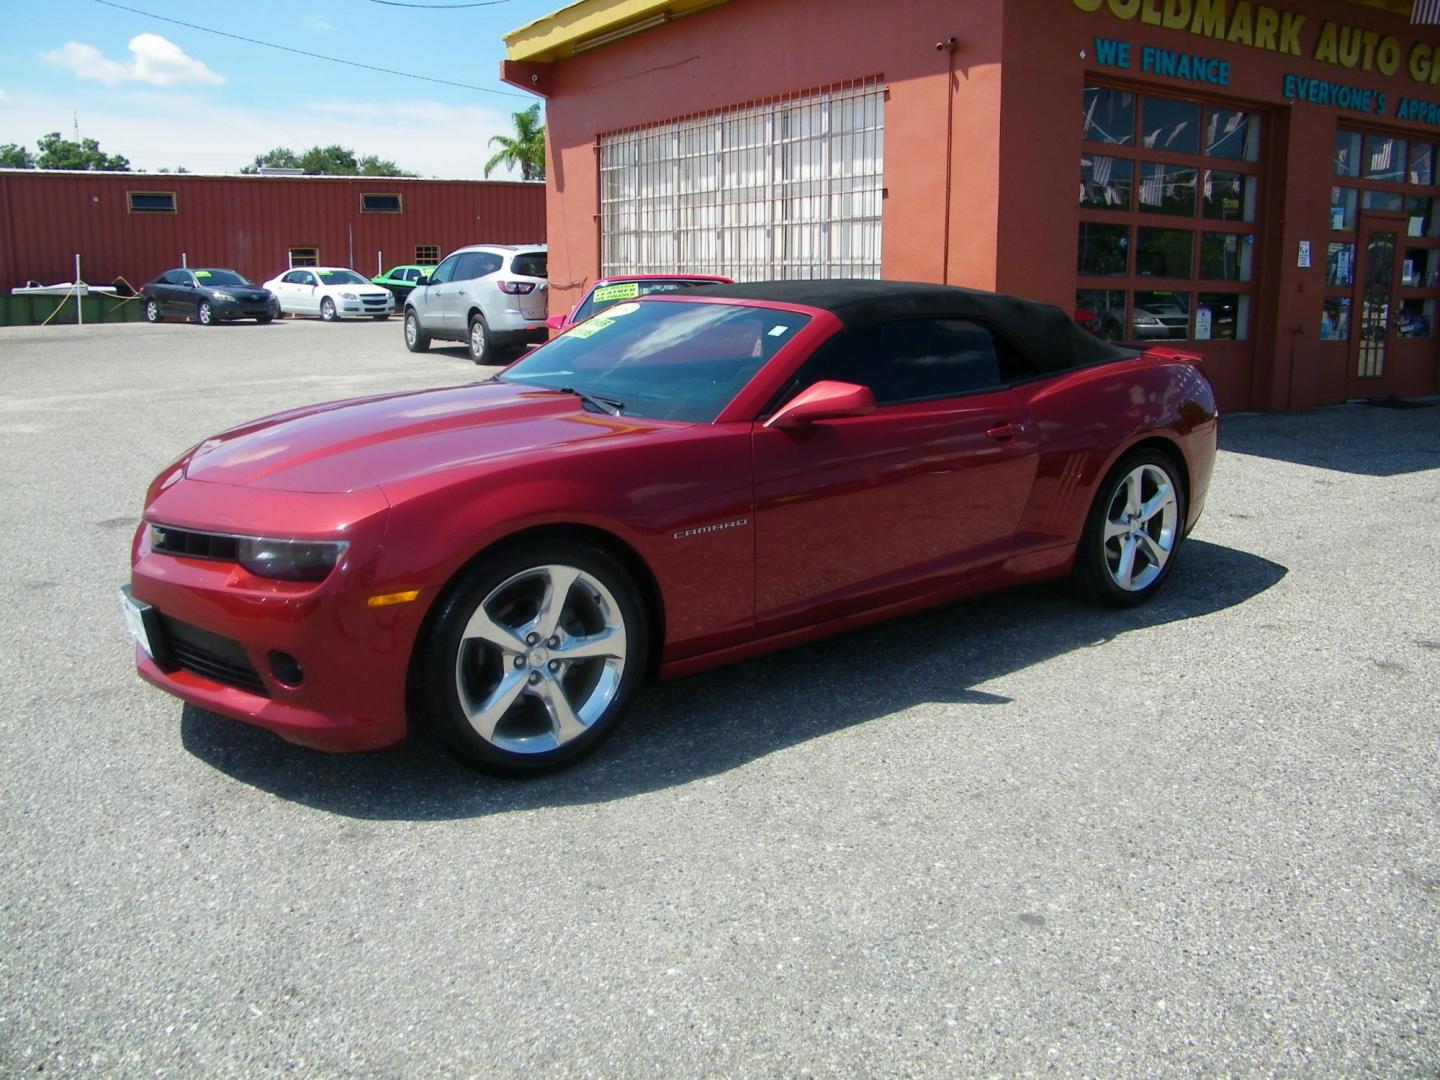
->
[140,268,278,326]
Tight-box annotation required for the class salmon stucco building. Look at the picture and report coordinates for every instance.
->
[501,0,1440,412]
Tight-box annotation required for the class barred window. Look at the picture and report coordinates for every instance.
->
[599,80,885,281]
[415,245,440,265]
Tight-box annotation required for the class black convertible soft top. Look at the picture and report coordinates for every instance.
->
[685,279,1137,374]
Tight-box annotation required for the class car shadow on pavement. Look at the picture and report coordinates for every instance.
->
[179,539,1286,820]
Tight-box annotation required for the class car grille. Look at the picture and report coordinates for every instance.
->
[150,524,240,562]
[360,293,389,307]
[158,614,269,697]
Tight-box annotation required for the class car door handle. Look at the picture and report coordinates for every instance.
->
[986,422,1025,442]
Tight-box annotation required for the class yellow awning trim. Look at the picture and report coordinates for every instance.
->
[504,0,731,63]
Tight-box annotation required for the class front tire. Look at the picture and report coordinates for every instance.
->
[372,314,390,321]
[468,312,495,365]
[1073,449,1186,607]
[197,301,214,326]
[256,315,273,325]
[144,298,161,323]
[404,310,431,352]
[320,298,338,322]
[415,542,648,776]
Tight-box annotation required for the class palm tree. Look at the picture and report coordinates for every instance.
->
[484,104,545,181]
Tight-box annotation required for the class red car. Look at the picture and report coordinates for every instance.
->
[546,273,732,333]
[122,281,1217,776]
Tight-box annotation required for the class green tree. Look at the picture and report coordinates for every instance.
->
[0,143,35,168]
[240,145,416,177]
[356,153,414,177]
[240,147,302,173]
[34,132,130,171]
[483,104,545,181]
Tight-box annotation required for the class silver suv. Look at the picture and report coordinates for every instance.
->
[403,244,548,363]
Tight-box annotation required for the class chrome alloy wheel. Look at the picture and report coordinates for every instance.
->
[405,313,419,345]
[454,564,627,754]
[1102,463,1179,592]
[469,318,487,359]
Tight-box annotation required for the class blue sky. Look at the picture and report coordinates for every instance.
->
[0,0,561,178]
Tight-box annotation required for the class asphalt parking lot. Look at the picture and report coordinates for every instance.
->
[1,318,1437,1076]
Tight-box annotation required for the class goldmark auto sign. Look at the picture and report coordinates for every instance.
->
[1073,0,1440,85]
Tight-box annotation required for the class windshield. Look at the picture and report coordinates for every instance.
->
[318,270,368,285]
[195,269,250,287]
[500,300,810,423]
[573,279,720,324]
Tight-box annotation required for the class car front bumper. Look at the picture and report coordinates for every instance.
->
[213,297,279,320]
[339,297,395,318]
[125,480,430,752]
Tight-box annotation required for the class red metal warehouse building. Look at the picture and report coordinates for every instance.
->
[500,0,1440,412]
[0,171,545,295]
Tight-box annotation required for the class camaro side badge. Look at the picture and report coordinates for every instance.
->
[674,518,749,540]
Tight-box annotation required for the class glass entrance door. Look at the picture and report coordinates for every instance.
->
[1349,218,1402,396]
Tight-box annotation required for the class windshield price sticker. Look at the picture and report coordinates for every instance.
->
[768,325,790,337]
[606,302,641,318]
[568,317,614,340]
[195,270,211,279]
[593,282,641,303]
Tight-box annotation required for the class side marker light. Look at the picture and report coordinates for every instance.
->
[367,590,421,608]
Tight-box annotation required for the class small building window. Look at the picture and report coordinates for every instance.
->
[361,193,403,213]
[289,247,319,267]
[415,245,440,265]
[128,191,176,214]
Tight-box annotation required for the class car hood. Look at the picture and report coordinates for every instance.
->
[182,381,677,494]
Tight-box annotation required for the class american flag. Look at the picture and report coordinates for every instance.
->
[1371,138,1394,174]
[1416,0,1440,24]
[1140,165,1163,208]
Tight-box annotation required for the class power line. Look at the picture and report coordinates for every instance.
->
[90,0,529,98]
[367,0,515,7]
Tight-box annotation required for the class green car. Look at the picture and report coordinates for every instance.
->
[371,264,431,303]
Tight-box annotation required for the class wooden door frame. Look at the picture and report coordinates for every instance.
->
[1347,212,1406,400]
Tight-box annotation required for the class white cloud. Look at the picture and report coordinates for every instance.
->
[42,34,225,87]
[0,90,528,180]
[302,16,333,31]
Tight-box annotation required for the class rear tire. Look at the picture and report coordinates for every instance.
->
[414,541,648,776]
[256,315,273,325]
[1073,449,1186,607]
[404,310,431,353]
[468,313,495,365]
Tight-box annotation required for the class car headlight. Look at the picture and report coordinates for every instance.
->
[341,291,358,300]
[237,538,347,582]
[1135,315,1162,325]
[212,290,237,302]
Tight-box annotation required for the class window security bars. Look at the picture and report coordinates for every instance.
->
[599,80,885,281]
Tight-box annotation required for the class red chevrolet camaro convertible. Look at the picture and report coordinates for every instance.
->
[122,281,1218,775]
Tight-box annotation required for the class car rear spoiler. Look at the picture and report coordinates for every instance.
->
[1140,345,1204,365]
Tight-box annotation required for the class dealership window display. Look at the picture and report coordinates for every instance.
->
[1326,128,1440,345]
[1077,85,1261,343]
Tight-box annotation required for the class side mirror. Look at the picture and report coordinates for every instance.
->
[545,314,566,331]
[764,380,876,429]
[415,274,429,286]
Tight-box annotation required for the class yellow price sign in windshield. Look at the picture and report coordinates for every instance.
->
[592,281,640,303]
